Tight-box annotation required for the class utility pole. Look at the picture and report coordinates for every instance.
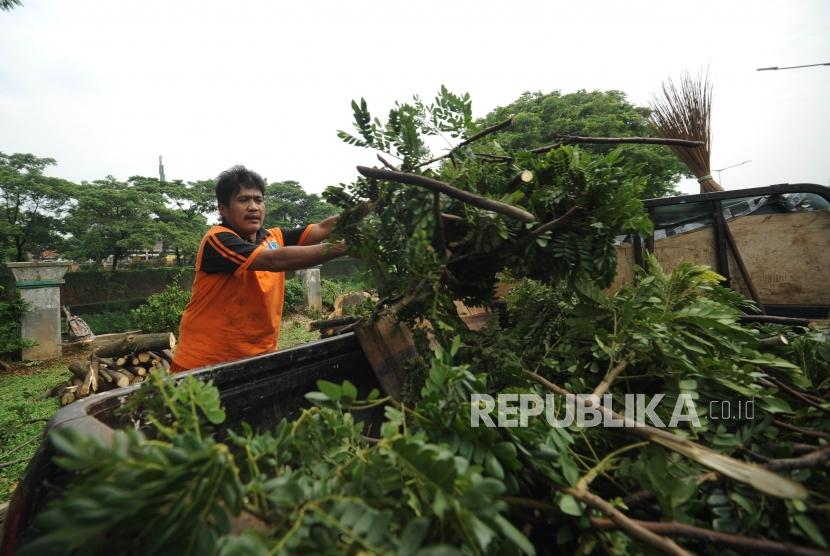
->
[157,155,166,259]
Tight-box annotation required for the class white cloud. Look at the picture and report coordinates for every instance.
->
[1,0,828,194]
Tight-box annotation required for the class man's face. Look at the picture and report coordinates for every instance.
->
[219,186,265,241]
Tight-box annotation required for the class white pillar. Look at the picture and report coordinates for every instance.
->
[6,262,71,360]
[303,267,322,311]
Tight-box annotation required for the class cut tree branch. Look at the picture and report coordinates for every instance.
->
[414,117,514,168]
[508,170,534,189]
[356,166,535,223]
[764,446,830,471]
[95,333,176,359]
[740,315,818,327]
[564,487,691,556]
[441,213,467,224]
[522,370,807,499]
[761,377,828,414]
[592,355,634,399]
[531,136,704,155]
[773,419,830,441]
[376,154,399,171]
[520,206,584,246]
[477,153,513,163]
[308,316,358,331]
[591,518,829,556]
[433,191,446,254]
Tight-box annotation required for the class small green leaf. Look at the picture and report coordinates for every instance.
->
[399,518,430,556]
[559,494,583,516]
[316,380,342,401]
[484,452,504,480]
[494,514,536,555]
[794,514,828,549]
[341,380,358,400]
[678,379,697,390]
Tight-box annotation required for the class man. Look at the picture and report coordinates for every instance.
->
[171,165,346,372]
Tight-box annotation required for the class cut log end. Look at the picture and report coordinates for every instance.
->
[60,391,76,405]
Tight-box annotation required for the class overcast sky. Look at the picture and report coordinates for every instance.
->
[1,1,828,196]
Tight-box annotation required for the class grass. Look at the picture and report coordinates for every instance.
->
[279,314,320,349]
[0,364,67,503]
[0,314,321,504]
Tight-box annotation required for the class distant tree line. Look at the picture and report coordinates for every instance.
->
[1,89,690,268]
[0,153,335,268]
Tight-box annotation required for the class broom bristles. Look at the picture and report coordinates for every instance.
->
[650,70,723,193]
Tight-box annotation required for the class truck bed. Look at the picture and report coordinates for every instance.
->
[1,333,378,555]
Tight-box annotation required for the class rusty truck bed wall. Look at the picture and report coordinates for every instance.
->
[610,184,830,317]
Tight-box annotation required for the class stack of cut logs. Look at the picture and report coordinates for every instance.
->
[53,332,177,406]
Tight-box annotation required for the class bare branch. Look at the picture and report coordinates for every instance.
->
[477,153,514,163]
[433,192,446,254]
[762,377,828,413]
[308,316,358,331]
[773,419,830,441]
[530,135,704,155]
[764,446,830,471]
[356,166,535,223]
[414,117,514,168]
[592,355,633,399]
[441,213,467,224]
[377,154,399,171]
[591,518,829,556]
[517,206,584,248]
[564,488,691,556]
[740,315,820,326]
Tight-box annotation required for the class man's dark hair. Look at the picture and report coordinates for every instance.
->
[215,165,266,206]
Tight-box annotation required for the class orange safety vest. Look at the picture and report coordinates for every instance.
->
[172,224,312,371]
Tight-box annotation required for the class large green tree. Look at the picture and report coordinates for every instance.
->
[478,90,689,198]
[263,180,336,229]
[63,176,166,270]
[144,177,212,265]
[0,152,73,262]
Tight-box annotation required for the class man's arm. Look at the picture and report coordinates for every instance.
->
[248,241,347,272]
[302,215,338,245]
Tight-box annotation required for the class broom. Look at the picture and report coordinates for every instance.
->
[650,71,724,193]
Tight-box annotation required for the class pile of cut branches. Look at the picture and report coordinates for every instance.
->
[46,333,175,404]
[20,88,830,556]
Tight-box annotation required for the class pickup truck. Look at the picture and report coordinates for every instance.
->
[2,182,829,554]
[612,182,830,318]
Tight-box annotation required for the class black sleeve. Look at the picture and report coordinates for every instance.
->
[200,231,258,273]
[281,224,312,247]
